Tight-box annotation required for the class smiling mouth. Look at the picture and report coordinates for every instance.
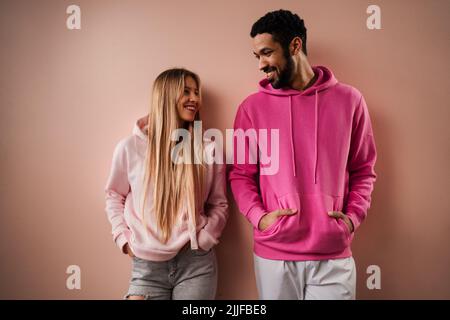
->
[266,71,276,81]
[184,105,197,112]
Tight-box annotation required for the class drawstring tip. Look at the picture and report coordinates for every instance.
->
[190,235,198,250]
[189,226,199,250]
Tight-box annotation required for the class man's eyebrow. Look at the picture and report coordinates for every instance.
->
[253,47,274,55]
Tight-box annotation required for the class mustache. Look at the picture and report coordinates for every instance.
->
[262,66,277,73]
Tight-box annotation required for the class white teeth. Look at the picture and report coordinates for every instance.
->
[184,105,196,112]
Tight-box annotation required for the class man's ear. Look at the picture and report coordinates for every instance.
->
[290,37,303,55]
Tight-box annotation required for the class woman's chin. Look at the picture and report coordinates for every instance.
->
[180,115,196,123]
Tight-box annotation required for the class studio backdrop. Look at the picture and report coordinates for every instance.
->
[0,0,449,299]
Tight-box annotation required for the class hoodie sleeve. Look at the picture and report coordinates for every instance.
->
[228,104,268,229]
[345,95,377,232]
[104,139,131,253]
[197,163,229,251]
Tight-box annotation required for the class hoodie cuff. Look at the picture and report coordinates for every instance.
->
[247,206,269,230]
[197,229,218,252]
[346,212,362,233]
[115,229,131,254]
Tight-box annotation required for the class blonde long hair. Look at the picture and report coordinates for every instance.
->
[141,68,205,243]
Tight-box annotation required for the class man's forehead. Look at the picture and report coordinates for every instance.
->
[253,33,278,51]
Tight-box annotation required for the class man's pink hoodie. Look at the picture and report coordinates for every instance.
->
[105,116,228,261]
[229,65,377,261]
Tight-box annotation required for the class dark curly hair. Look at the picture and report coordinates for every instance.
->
[250,9,308,56]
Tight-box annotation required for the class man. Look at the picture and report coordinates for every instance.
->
[228,9,377,300]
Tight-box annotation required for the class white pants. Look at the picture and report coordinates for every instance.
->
[254,254,356,300]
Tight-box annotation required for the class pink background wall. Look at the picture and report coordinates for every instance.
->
[0,0,449,299]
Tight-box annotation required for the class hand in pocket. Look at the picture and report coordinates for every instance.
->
[328,211,354,233]
[258,208,297,231]
[124,243,135,258]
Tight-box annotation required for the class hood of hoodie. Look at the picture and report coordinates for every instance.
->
[133,115,149,140]
[258,66,338,182]
[258,65,337,96]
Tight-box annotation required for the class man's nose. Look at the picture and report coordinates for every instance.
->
[259,57,269,72]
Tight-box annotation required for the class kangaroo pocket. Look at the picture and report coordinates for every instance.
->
[299,194,350,254]
[254,192,350,255]
[254,192,301,243]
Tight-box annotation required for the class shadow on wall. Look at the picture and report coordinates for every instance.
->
[351,103,398,299]
[312,42,402,299]
[201,85,223,130]
[216,194,258,299]
[202,84,259,299]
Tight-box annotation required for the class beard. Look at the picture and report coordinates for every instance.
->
[270,54,294,89]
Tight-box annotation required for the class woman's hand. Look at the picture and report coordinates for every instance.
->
[124,243,135,257]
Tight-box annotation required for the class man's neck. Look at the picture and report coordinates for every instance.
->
[290,58,316,91]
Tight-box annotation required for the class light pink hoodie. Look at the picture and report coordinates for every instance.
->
[229,65,377,261]
[105,116,228,261]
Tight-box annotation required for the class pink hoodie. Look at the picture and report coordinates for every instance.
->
[229,65,377,261]
[105,116,228,261]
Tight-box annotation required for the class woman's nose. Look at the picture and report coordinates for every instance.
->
[189,93,198,102]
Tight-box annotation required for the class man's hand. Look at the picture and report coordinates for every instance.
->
[124,243,135,257]
[328,211,354,233]
[258,208,298,231]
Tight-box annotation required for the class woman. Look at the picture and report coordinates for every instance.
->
[105,68,228,300]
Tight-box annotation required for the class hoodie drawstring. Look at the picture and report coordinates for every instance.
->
[289,96,296,177]
[259,66,336,184]
[185,188,199,250]
[289,90,319,183]
[188,217,198,250]
[314,90,319,184]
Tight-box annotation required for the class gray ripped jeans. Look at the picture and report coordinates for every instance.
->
[125,246,217,300]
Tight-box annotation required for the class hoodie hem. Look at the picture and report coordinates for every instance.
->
[131,247,181,262]
[253,242,352,261]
